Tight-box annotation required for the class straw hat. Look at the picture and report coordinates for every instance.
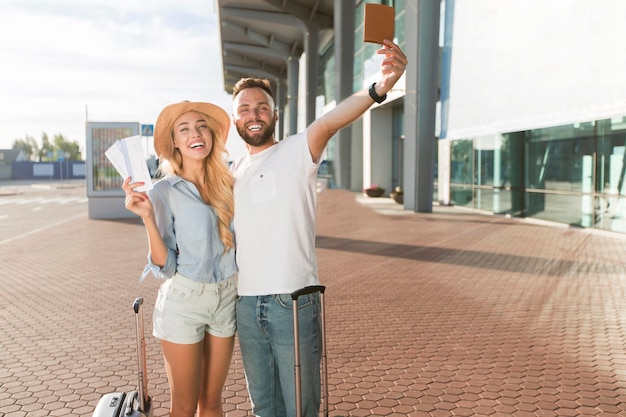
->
[153,101,231,157]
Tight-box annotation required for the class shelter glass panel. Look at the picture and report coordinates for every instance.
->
[86,122,139,196]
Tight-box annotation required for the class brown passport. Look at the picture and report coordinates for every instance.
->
[363,3,395,44]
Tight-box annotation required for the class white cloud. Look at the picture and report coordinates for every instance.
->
[0,0,247,160]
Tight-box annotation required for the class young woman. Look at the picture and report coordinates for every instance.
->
[123,101,236,417]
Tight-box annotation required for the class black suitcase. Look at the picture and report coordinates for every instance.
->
[292,285,329,417]
[92,297,153,417]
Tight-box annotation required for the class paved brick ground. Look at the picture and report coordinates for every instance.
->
[1,184,626,416]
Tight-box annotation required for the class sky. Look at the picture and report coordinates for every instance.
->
[0,0,247,160]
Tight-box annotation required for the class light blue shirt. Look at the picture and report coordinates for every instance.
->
[140,175,237,283]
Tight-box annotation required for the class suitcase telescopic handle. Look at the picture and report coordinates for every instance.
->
[291,285,328,417]
[132,296,149,411]
[291,285,325,300]
[133,297,143,314]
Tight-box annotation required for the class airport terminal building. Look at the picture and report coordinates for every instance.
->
[216,0,626,235]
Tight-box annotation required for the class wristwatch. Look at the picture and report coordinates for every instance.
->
[368,82,387,104]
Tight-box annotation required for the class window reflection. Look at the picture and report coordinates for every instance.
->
[448,118,626,233]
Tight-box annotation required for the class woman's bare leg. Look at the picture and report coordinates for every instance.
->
[198,334,235,417]
[161,339,203,417]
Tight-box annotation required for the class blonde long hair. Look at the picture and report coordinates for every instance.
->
[157,112,235,251]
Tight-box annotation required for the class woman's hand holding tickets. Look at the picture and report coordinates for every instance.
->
[123,177,153,220]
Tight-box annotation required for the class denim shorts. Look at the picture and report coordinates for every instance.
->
[153,273,237,343]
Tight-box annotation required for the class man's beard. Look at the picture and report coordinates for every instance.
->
[237,122,276,148]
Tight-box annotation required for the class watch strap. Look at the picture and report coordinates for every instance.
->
[368,83,387,103]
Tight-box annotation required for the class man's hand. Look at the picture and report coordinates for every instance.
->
[375,39,408,95]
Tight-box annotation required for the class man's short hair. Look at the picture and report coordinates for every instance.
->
[233,77,275,101]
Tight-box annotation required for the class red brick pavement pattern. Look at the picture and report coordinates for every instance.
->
[1,187,626,416]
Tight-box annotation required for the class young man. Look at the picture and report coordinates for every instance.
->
[230,39,407,417]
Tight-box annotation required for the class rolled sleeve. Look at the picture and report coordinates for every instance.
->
[138,184,178,282]
[140,250,176,282]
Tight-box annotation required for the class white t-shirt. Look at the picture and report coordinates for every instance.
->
[231,130,321,296]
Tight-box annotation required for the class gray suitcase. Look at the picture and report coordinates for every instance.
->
[92,297,153,417]
[292,285,329,417]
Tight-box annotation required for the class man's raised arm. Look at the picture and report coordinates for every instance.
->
[307,39,408,162]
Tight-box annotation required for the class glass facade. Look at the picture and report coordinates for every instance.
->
[392,106,404,190]
[318,1,407,192]
[447,117,626,234]
[318,44,335,106]
[449,133,524,215]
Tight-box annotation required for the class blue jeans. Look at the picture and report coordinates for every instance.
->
[236,293,321,417]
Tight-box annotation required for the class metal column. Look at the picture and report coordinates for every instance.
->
[404,0,440,212]
[333,0,355,189]
[287,56,299,136]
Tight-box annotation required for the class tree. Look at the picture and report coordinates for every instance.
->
[11,135,39,160]
[38,133,53,162]
[11,133,83,161]
[53,134,81,161]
